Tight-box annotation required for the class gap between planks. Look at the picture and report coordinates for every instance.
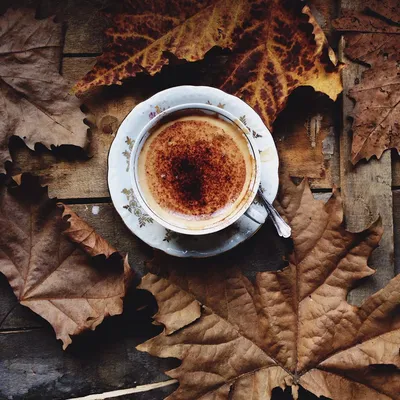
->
[59,197,112,205]
[63,53,101,58]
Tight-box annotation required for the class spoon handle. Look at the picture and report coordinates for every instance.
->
[258,189,291,238]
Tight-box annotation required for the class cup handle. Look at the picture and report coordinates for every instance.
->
[244,203,267,225]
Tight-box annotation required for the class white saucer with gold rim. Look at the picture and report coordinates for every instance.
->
[108,86,279,257]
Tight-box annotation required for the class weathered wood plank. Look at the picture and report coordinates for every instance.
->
[394,190,400,275]
[392,152,400,187]
[274,90,340,189]
[1,1,105,54]
[62,57,97,83]
[339,0,395,304]
[0,202,290,399]
[0,313,177,400]
[39,0,107,54]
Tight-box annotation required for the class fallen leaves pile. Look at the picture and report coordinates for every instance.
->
[0,1,399,399]
[333,0,400,163]
[138,179,400,399]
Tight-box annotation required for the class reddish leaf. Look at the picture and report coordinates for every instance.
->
[74,0,342,130]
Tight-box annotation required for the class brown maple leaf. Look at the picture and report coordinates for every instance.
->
[74,0,342,130]
[218,1,343,129]
[333,0,400,164]
[73,0,246,94]
[137,178,400,400]
[0,9,89,174]
[0,174,134,349]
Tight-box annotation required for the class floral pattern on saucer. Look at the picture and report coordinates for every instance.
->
[108,86,279,257]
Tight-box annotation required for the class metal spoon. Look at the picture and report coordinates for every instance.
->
[257,188,291,238]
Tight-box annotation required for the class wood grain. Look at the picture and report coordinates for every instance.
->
[338,0,395,305]
[39,0,108,54]
[62,57,97,83]
[394,190,400,275]
[1,2,398,399]
[274,90,340,189]
[392,153,400,187]
[0,313,178,400]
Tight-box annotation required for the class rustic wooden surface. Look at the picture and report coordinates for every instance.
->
[1,0,399,399]
[339,37,394,305]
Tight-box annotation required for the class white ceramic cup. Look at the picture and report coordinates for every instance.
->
[129,103,263,235]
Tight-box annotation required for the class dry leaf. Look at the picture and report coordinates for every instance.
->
[0,174,134,349]
[333,0,400,163]
[73,0,247,94]
[0,9,89,174]
[365,0,400,24]
[74,0,342,130]
[219,1,342,129]
[137,178,400,400]
[61,205,118,257]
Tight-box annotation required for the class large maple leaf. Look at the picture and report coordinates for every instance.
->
[333,0,400,164]
[74,0,342,130]
[0,9,89,174]
[137,178,400,400]
[0,174,134,349]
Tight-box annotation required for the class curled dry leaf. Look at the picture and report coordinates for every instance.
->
[0,174,134,349]
[333,0,400,164]
[74,0,342,130]
[137,177,400,400]
[0,9,89,174]
[61,205,117,258]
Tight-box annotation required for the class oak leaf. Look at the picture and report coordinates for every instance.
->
[74,0,342,130]
[0,9,89,174]
[137,178,400,400]
[333,0,400,163]
[0,174,134,349]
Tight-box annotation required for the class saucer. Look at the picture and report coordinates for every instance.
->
[108,86,279,257]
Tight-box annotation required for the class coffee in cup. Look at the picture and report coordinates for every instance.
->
[131,105,260,235]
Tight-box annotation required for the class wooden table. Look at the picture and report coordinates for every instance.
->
[1,0,399,399]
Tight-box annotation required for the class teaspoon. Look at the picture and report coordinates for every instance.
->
[257,188,291,238]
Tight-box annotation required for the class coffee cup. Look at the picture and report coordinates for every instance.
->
[130,103,262,235]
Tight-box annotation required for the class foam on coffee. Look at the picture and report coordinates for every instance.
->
[137,113,256,230]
